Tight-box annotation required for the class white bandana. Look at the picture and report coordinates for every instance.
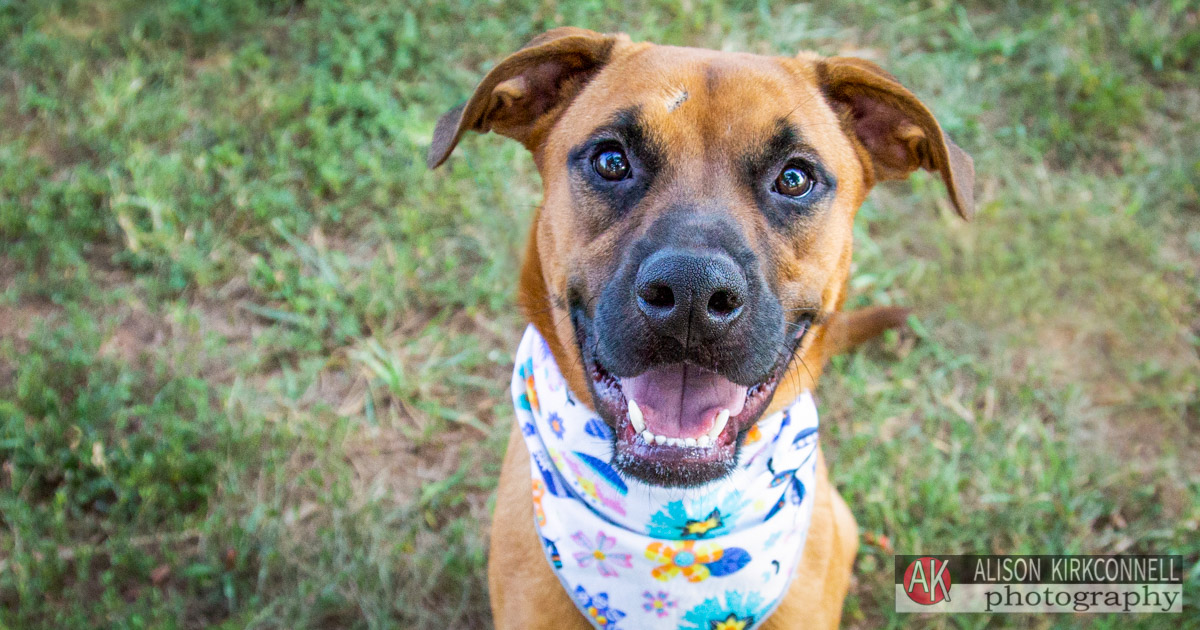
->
[511,325,819,630]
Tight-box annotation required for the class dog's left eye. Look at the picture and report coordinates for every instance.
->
[773,163,815,198]
[592,148,631,181]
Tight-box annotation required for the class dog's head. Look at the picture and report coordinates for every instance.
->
[429,28,973,486]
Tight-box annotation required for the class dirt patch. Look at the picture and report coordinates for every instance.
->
[96,307,168,366]
[0,281,63,387]
[1028,298,1200,481]
[344,425,448,507]
[0,299,61,343]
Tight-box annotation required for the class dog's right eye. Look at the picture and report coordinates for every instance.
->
[592,148,631,181]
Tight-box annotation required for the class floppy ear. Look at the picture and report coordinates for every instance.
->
[427,27,619,169]
[818,56,975,219]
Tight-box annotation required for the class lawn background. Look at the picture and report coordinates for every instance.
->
[1,0,1197,628]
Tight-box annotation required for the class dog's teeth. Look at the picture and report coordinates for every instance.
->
[634,416,724,448]
[628,399,645,433]
[709,409,730,439]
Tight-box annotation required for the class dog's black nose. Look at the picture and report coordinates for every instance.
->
[634,248,748,343]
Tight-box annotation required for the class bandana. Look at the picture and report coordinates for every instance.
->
[511,325,819,630]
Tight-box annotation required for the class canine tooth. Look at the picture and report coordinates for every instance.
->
[654,434,667,445]
[641,430,654,443]
[628,399,645,432]
[697,435,712,448]
[709,409,730,439]
[684,437,697,448]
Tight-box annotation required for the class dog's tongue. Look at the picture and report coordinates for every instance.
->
[620,364,748,438]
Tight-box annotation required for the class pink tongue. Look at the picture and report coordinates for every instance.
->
[620,364,748,438]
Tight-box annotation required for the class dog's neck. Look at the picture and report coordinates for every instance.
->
[511,324,819,629]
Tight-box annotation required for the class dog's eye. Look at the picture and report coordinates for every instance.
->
[592,148,630,181]
[774,164,815,198]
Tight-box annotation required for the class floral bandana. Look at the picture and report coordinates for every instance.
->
[511,325,820,630]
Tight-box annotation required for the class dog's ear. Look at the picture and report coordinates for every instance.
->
[427,27,619,169]
[818,56,975,219]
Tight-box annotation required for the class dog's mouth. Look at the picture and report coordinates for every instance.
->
[573,313,814,487]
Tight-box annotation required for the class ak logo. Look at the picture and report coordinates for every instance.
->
[903,557,952,605]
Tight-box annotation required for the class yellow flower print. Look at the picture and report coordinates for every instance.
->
[711,612,753,630]
[645,540,723,583]
[525,377,539,413]
[531,478,546,527]
[519,359,539,413]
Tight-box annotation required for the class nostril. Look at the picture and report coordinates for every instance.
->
[707,289,743,318]
[638,283,675,310]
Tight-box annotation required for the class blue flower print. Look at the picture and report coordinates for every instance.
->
[573,586,627,628]
[680,591,768,630]
[548,412,565,439]
[647,492,749,539]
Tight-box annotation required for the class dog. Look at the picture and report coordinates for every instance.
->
[428,28,973,629]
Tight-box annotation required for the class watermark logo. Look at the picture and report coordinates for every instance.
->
[895,555,1184,614]
[902,557,952,605]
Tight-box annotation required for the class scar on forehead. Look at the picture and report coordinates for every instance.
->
[664,88,689,112]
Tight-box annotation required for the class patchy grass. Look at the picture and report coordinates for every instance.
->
[1,0,1197,628]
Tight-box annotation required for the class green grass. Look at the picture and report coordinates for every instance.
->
[1,0,1197,628]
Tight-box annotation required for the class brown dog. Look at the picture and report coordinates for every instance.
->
[429,28,972,629]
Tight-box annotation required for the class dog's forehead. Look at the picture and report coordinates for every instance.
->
[554,44,836,155]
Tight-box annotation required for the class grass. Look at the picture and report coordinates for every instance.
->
[0,0,1197,628]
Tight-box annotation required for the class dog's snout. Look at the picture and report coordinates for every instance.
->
[633,249,748,343]
[593,209,782,383]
